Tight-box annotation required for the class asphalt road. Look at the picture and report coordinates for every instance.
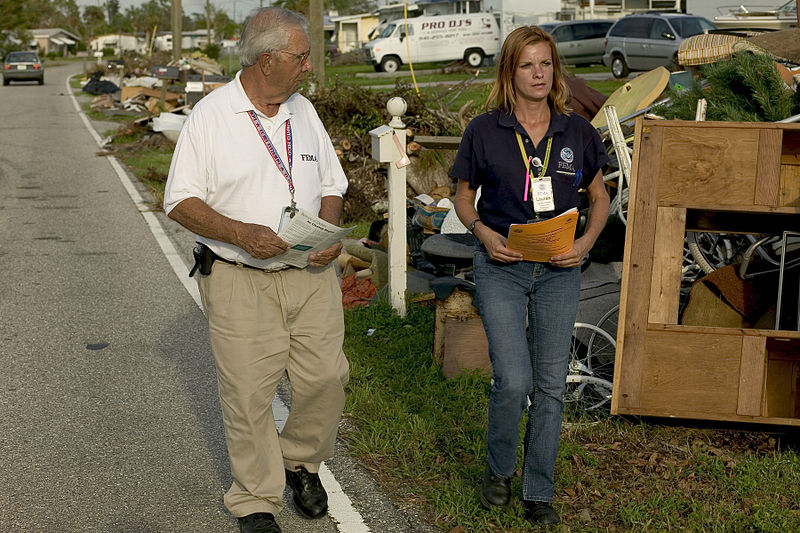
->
[0,62,436,533]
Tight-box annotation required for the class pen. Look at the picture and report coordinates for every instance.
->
[572,169,583,188]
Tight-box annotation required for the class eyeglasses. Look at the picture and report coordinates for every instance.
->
[279,49,311,65]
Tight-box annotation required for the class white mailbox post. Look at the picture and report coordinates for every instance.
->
[368,97,410,317]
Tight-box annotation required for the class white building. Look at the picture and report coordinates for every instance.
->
[328,13,380,53]
[89,34,144,55]
[152,29,217,52]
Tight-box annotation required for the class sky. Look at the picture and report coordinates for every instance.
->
[73,0,272,22]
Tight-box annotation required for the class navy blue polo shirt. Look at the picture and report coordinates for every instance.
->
[450,108,609,236]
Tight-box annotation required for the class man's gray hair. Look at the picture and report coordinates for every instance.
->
[239,7,308,67]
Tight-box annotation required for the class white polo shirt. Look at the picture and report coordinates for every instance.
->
[164,70,348,267]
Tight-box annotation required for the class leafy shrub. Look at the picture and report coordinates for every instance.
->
[202,43,220,60]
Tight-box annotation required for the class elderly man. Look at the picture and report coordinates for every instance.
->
[163,8,349,533]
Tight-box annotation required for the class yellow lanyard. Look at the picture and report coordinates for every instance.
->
[515,131,552,178]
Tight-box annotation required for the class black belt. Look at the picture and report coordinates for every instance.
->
[190,243,291,277]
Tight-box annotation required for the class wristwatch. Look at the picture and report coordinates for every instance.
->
[467,218,481,234]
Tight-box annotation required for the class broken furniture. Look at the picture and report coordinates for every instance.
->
[612,119,800,426]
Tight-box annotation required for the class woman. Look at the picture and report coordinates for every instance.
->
[451,26,610,525]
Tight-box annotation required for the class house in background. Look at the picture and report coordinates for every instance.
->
[30,28,81,56]
[89,34,144,55]
[181,29,215,50]
[152,29,218,52]
[328,13,379,54]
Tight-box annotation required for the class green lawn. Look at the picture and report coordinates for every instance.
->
[343,302,800,532]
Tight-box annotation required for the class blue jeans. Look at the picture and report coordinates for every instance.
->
[473,249,580,503]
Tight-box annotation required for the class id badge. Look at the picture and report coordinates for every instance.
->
[532,176,555,213]
[278,204,297,232]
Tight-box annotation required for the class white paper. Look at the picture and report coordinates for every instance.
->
[263,208,353,269]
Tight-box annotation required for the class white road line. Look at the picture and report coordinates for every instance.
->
[67,75,370,533]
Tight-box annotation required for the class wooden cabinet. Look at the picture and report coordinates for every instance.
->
[612,119,800,426]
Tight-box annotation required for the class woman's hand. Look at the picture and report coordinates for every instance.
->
[476,224,524,263]
[549,235,591,268]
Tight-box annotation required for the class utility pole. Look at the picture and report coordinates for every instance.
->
[205,0,213,48]
[309,0,324,87]
[171,0,182,62]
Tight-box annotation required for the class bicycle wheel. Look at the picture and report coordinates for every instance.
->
[593,304,619,344]
[565,323,616,421]
[686,232,749,274]
[564,374,613,413]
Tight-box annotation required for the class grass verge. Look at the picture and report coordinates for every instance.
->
[343,301,800,532]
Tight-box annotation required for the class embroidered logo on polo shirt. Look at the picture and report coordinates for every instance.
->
[301,154,318,162]
[557,147,576,173]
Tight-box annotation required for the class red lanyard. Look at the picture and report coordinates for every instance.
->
[247,110,295,204]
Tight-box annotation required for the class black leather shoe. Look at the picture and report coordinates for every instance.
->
[523,501,560,525]
[480,464,512,509]
[285,466,328,519]
[238,512,282,533]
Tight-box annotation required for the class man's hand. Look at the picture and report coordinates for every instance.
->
[236,223,290,260]
[308,241,343,267]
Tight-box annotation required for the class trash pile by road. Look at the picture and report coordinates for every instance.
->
[81,51,231,145]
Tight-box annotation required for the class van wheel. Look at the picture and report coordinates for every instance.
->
[611,55,629,78]
[465,49,484,68]
[380,56,400,73]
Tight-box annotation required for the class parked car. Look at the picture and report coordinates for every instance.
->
[602,13,715,78]
[713,1,798,31]
[539,19,614,66]
[364,12,500,72]
[3,51,44,85]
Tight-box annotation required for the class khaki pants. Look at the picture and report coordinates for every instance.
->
[198,261,349,517]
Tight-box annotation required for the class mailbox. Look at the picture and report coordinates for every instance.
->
[369,125,394,163]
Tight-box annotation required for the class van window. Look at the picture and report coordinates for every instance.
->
[379,23,397,39]
[650,19,672,40]
[610,17,653,39]
[552,25,574,42]
[399,23,413,38]
[573,23,595,40]
[590,22,613,38]
[669,17,714,38]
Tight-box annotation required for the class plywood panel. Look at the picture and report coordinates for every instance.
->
[638,330,742,415]
[648,207,685,324]
[657,127,759,208]
[764,359,799,418]
[754,129,782,206]
[780,164,800,207]
[613,121,662,412]
[737,336,767,416]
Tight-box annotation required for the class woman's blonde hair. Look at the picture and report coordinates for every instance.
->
[488,26,571,115]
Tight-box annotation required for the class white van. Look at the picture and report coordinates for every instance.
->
[364,13,500,73]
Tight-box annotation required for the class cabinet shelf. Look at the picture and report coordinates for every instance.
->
[612,119,800,427]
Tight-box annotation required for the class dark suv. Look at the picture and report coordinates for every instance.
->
[602,13,715,78]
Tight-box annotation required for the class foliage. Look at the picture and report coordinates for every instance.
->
[652,53,800,122]
[201,43,221,61]
[273,0,377,17]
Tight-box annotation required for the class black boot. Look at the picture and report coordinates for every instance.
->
[479,463,512,510]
